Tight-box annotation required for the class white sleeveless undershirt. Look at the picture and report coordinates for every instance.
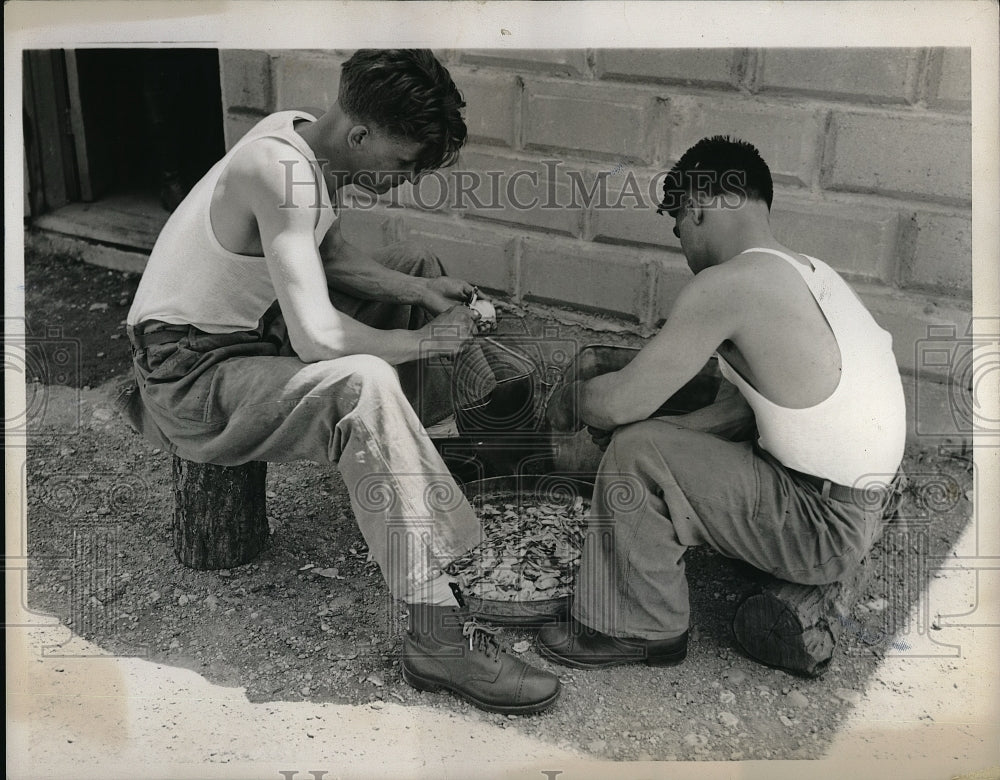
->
[716,248,906,487]
[128,111,338,333]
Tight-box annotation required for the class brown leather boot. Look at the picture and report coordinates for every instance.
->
[402,603,560,714]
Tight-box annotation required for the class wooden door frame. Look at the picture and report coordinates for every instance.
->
[65,50,97,202]
[22,50,80,216]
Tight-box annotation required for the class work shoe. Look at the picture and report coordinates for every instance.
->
[402,603,560,714]
[537,616,688,670]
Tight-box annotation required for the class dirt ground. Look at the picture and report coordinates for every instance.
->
[20,250,980,764]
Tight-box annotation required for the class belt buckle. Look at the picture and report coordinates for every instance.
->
[126,324,141,351]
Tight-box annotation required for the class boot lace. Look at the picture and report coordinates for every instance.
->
[462,619,502,661]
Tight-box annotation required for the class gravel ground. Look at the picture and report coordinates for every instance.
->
[21,250,977,763]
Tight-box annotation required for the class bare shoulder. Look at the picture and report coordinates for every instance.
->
[730,249,811,277]
[290,106,325,119]
[670,254,786,326]
[669,263,747,326]
[720,251,811,296]
[226,137,305,189]
[717,251,828,337]
[225,137,319,219]
[679,259,761,301]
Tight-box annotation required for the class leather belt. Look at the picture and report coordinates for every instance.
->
[787,467,887,506]
[126,321,191,348]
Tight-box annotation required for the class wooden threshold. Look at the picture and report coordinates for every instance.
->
[32,190,169,253]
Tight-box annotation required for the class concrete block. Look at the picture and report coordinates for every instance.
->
[397,213,516,294]
[273,52,343,111]
[769,193,900,283]
[822,112,971,205]
[857,283,973,379]
[430,49,456,66]
[458,50,588,77]
[454,69,520,147]
[595,48,743,89]
[444,150,584,237]
[904,211,973,294]
[223,110,267,151]
[759,48,918,103]
[523,80,658,165]
[220,50,272,112]
[928,48,972,110]
[521,237,652,321]
[654,255,695,321]
[901,371,973,447]
[669,95,825,186]
[588,166,677,249]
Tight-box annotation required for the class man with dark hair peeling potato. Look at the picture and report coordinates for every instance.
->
[540,136,905,671]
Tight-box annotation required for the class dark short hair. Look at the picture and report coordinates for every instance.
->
[339,49,468,173]
[657,135,773,217]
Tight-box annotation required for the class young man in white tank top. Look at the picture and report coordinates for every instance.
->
[539,136,905,671]
[122,50,560,714]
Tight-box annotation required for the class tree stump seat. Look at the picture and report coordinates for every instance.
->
[171,456,269,570]
[731,474,907,677]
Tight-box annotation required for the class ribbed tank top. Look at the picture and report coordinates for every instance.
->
[128,111,338,333]
[717,248,906,487]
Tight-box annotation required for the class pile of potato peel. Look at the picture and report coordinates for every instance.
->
[447,495,590,602]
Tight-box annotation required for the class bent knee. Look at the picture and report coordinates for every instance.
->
[604,419,709,474]
[405,239,442,270]
[610,418,689,452]
[344,354,400,386]
[308,354,403,398]
[382,239,444,278]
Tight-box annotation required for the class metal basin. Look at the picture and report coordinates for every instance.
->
[453,474,593,625]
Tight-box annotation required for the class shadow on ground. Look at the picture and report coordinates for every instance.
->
[21,251,976,762]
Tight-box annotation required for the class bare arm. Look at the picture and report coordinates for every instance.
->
[585,373,755,450]
[319,221,475,315]
[578,266,743,430]
[247,144,476,363]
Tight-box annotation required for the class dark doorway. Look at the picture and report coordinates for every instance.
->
[68,48,225,209]
[24,48,225,218]
[24,48,227,252]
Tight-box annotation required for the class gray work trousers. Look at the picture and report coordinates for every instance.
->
[121,241,491,603]
[572,419,890,640]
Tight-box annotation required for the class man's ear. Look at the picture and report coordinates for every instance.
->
[347,124,369,149]
[688,196,705,226]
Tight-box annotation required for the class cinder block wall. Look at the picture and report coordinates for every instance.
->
[219,48,973,434]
